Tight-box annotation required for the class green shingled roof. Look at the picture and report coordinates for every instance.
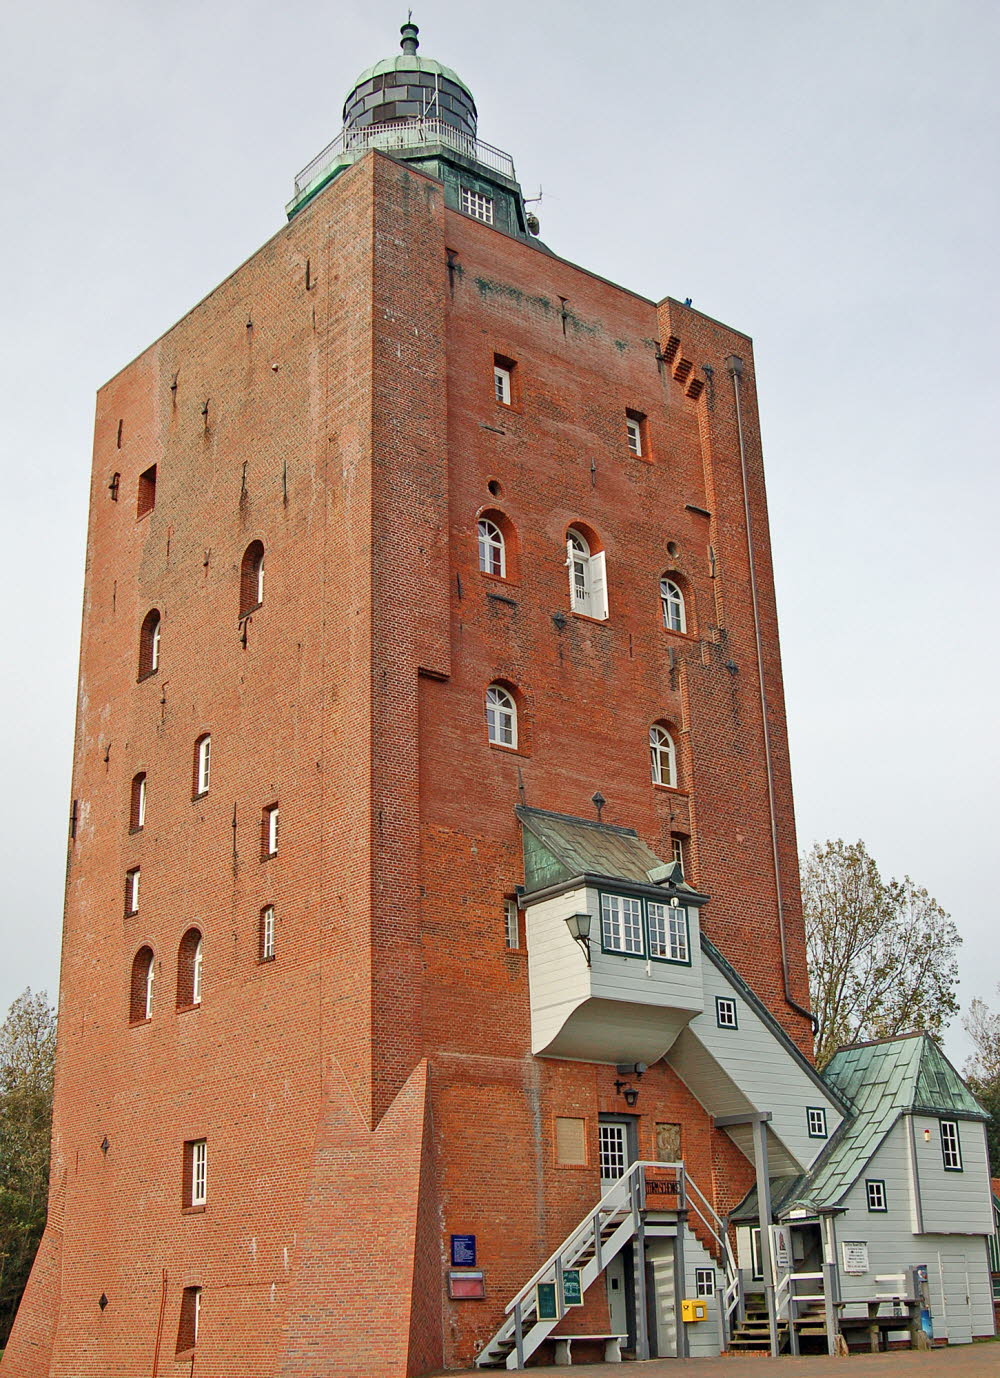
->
[797,1034,984,1213]
[515,806,706,899]
[349,54,473,99]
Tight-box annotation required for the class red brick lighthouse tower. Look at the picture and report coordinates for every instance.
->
[6,22,829,1377]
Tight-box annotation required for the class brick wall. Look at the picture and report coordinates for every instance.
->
[5,148,808,1376]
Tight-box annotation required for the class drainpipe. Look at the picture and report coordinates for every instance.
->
[726,355,818,1035]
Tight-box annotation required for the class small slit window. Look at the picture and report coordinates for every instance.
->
[130,772,147,832]
[262,804,279,858]
[176,1286,202,1354]
[625,410,646,457]
[183,1139,207,1208]
[194,735,211,797]
[137,464,157,518]
[138,610,161,680]
[670,833,687,873]
[478,518,506,577]
[177,928,203,1009]
[486,684,517,748]
[649,724,678,788]
[504,898,519,949]
[129,946,155,1024]
[660,577,687,633]
[240,540,264,617]
[260,905,275,962]
[125,867,141,917]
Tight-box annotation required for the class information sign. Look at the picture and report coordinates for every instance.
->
[536,1281,559,1321]
[451,1234,476,1267]
[562,1269,583,1307]
[842,1241,870,1275]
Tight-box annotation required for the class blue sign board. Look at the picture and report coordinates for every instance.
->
[451,1234,477,1266]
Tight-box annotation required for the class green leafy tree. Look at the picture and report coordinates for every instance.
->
[963,989,1000,1172]
[802,840,960,1068]
[0,989,56,1344]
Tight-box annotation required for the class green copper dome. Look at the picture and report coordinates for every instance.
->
[342,22,478,139]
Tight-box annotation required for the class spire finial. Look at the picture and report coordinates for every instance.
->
[400,17,419,55]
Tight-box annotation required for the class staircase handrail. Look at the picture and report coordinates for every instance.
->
[502,1160,646,1315]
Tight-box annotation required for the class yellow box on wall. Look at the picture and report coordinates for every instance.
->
[681,1299,708,1322]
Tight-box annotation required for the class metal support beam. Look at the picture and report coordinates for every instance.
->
[632,1170,650,1360]
[750,1116,780,1358]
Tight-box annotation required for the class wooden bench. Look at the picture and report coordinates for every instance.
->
[551,1334,627,1364]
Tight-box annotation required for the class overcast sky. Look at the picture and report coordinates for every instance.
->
[1,0,997,1063]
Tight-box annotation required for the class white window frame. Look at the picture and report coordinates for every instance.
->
[196,736,211,795]
[255,551,264,605]
[144,952,155,1019]
[598,1122,628,1182]
[493,365,511,405]
[126,867,140,915]
[716,996,738,1029]
[566,530,609,621]
[626,415,642,456]
[807,1107,828,1139]
[261,905,275,961]
[461,186,494,223]
[150,617,161,673]
[265,805,279,857]
[135,774,147,829]
[671,834,685,870]
[478,518,506,577]
[191,1139,207,1206]
[866,1179,887,1212]
[647,900,689,963]
[649,725,677,787]
[192,938,203,1006]
[660,577,686,633]
[940,1119,963,1171]
[486,684,517,748]
[504,898,519,949]
[695,1268,716,1299]
[192,1288,201,1345]
[600,894,644,956]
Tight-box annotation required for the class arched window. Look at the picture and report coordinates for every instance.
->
[660,577,686,633]
[240,540,265,617]
[477,518,506,577]
[138,610,161,680]
[130,946,155,1024]
[177,928,203,1009]
[130,772,147,832]
[486,684,517,748]
[566,528,609,620]
[194,735,211,797]
[649,724,678,788]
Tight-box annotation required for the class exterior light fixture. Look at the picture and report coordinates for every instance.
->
[564,912,592,965]
[614,1079,639,1107]
[923,1128,931,1142]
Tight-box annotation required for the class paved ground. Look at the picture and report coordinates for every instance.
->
[437,1342,1000,1376]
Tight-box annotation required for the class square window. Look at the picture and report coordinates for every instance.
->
[716,996,738,1029]
[555,1116,587,1166]
[504,898,519,949]
[695,1267,716,1299]
[940,1119,963,1171]
[461,187,494,223]
[262,804,279,858]
[184,1139,207,1208]
[600,893,644,956]
[137,464,157,518]
[647,900,689,963]
[866,1179,887,1212]
[125,867,140,916]
[807,1107,828,1139]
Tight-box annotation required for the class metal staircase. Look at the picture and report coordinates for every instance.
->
[474,1160,740,1370]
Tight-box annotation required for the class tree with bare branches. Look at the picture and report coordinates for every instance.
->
[963,988,1000,1170]
[802,840,960,1068]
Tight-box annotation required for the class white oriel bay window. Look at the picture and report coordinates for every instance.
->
[600,892,690,964]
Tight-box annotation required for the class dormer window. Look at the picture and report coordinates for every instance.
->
[461,187,494,224]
